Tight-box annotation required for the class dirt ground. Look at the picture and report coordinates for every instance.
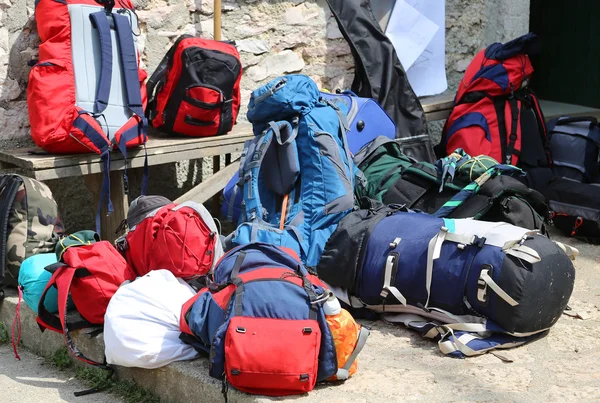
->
[0,231,598,403]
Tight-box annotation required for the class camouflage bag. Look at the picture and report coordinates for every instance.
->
[0,174,64,296]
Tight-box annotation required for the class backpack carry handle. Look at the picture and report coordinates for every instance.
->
[95,0,115,14]
[555,116,598,127]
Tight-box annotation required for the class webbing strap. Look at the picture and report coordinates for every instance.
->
[425,229,446,308]
[425,228,477,307]
[504,244,540,263]
[72,114,112,234]
[89,12,113,114]
[230,251,247,281]
[479,268,519,307]
[380,254,407,306]
[268,119,298,145]
[113,13,148,196]
[335,326,370,380]
[506,97,520,165]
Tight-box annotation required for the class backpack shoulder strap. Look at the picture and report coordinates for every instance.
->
[112,11,149,195]
[112,13,144,120]
[89,12,113,114]
[36,265,110,369]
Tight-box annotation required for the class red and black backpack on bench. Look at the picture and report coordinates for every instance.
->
[146,35,242,137]
[436,33,551,170]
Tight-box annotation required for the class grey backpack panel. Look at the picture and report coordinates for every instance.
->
[69,4,139,139]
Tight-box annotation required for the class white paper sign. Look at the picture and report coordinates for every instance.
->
[385,0,439,71]
[386,0,448,97]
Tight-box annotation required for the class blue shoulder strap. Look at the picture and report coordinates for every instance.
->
[89,12,113,114]
[112,13,144,119]
[112,12,149,195]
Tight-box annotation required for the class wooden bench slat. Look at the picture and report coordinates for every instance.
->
[0,124,254,172]
[32,142,248,181]
[175,160,239,204]
[421,92,454,114]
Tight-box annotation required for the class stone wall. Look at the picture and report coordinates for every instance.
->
[0,0,530,232]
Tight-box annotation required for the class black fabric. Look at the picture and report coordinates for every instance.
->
[543,178,600,243]
[493,98,508,164]
[517,90,550,170]
[449,175,550,231]
[384,175,455,212]
[317,199,407,292]
[494,234,574,333]
[326,0,432,161]
[0,175,22,287]
[506,97,520,165]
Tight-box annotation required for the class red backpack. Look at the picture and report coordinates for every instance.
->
[37,235,136,367]
[436,33,551,169]
[117,197,224,279]
[29,0,149,228]
[146,35,242,137]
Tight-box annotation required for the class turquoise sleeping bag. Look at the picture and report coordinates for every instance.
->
[18,253,60,314]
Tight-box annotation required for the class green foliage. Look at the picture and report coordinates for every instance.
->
[76,367,160,403]
[0,322,8,344]
[50,347,73,370]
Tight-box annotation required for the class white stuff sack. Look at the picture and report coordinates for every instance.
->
[104,270,199,368]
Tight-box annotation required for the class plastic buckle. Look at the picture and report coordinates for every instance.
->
[123,173,129,195]
[302,327,313,334]
[235,327,246,334]
[474,236,486,248]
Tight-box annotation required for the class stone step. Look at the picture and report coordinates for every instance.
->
[0,288,258,403]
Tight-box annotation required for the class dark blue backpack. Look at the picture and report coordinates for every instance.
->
[319,203,577,357]
[221,90,395,223]
[179,243,338,396]
[228,75,359,267]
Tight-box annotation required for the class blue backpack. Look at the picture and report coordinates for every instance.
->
[229,75,359,267]
[180,243,338,396]
[318,202,577,357]
[221,89,395,224]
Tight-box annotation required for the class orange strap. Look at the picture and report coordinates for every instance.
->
[280,194,290,230]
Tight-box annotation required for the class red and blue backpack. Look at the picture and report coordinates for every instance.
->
[436,33,551,170]
[179,243,338,397]
[29,0,149,230]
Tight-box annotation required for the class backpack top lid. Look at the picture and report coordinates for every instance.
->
[55,231,100,261]
[246,75,321,130]
[213,243,304,285]
[127,195,172,228]
[456,33,540,102]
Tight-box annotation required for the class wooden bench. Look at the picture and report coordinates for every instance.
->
[0,94,456,241]
[0,125,254,241]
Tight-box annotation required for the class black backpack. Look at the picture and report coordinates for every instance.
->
[355,138,550,231]
[525,117,600,243]
[547,116,600,183]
